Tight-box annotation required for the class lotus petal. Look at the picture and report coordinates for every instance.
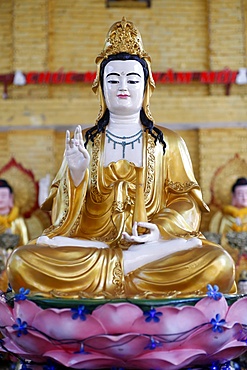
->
[32,307,105,340]
[128,348,206,370]
[0,300,15,327]
[131,305,207,339]
[13,300,42,323]
[195,296,229,321]
[44,349,125,369]
[226,296,247,326]
[92,302,143,333]
[84,333,150,360]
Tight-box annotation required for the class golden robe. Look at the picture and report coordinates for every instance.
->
[7,127,236,298]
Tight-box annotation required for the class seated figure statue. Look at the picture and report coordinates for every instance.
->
[209,177,247,283]
[7,18,236,299]
[0,179,29,246]
[210,177,247,234]
[0,179,29,291]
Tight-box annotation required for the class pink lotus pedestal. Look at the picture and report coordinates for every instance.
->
[1,287,247,369]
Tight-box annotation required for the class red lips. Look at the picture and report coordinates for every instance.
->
[117,94,130,98]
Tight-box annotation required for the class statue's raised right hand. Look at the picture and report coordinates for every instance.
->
[65,125,90,186]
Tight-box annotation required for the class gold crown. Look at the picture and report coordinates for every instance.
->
[95,17,151,64]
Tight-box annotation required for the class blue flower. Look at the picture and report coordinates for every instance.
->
[12,318,28,337]
[209,362,220,370]
[14,287,30,301]
[144,336,162,350]
[206,284,223,301]
[43,360,57,370]
[221,361,233,370]
[144,307,163,323]
[210,313,226,333]
[71,305,89,321]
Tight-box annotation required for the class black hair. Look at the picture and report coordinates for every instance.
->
[0,179,13,193]
[232,177,247,193]
[84,52,166,154]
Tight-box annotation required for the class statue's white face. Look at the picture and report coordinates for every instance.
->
[232,185,247,208]
[103,60,145,116]
[0,188,13,214]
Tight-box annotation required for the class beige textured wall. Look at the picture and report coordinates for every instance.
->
[0,0,247,221]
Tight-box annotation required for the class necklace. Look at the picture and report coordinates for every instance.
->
[0,206,19,229]
[106,129,142,158]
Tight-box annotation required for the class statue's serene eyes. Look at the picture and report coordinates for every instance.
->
[107,78,140,85]
[128,80,140,84]
[107,79,119,84]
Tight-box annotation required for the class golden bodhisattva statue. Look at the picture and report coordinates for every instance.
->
[7,18,236,299]
[0,179,29,291]
[210,177,247,284]
[0,179,29,246]
[211,177,247,234]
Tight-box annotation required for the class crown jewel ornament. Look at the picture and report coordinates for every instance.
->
[95,17,151,64]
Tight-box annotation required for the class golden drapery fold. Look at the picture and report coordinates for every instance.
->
[125,243,235,298]
[7,126,236,298]
[8,244,124,298]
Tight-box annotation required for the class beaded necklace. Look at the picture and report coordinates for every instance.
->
[105,129,142,158]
